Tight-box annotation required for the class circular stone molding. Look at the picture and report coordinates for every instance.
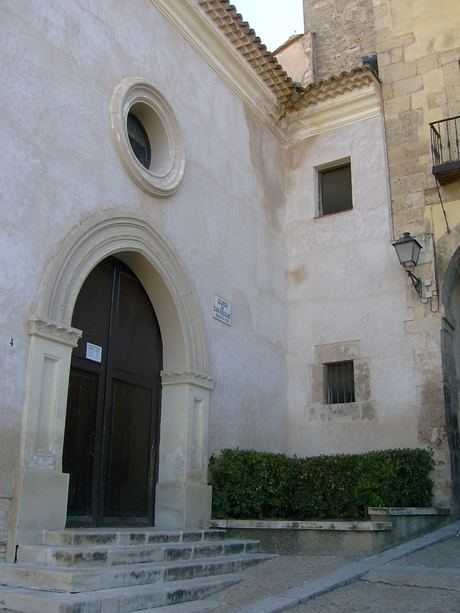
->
[110,78,185,197]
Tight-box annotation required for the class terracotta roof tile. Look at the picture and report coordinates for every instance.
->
[196,1,380,118]
[292,66,380,110]
[197,0,293,117]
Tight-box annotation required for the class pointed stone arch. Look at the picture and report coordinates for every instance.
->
[39,210,208,374]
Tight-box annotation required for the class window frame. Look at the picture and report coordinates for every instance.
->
[323,360,356,404]
[316,158,353,217]
[110,77,185,198]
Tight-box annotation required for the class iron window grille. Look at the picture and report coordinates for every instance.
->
[324,361,355,404]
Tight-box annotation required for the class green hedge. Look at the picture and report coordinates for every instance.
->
[209,448,434,520]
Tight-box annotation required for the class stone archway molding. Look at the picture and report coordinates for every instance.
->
[8,210,213,560]
[39,209,208,373]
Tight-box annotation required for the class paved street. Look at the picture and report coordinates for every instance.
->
[290,536,460,612]
[200,520,460,612]
[203,554,362,612]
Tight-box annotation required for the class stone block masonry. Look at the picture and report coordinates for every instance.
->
[304,0,376,78]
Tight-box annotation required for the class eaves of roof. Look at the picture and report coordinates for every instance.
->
[197,0,380,118]
[196,0,294,117]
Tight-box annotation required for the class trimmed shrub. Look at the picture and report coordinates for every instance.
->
[209,448,434,520]
[209,448,300,519]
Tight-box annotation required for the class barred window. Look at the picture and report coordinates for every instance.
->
[324,361,355,404]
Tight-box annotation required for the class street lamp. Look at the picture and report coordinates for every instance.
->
[392,232,423,296]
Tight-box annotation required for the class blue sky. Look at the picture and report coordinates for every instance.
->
[233,0,304,52]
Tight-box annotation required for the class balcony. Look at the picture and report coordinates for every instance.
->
[430,115,460,185]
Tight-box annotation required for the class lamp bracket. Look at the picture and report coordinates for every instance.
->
[407,270,422,297]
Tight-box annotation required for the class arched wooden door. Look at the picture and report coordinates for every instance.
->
[63,257,162,526]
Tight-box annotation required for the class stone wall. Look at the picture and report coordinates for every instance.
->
[371,0,460,508]
[304,0,376,78]
[373,0,460,237]
[275,34,314,86]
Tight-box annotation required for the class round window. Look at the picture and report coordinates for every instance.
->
[111,78,185,197]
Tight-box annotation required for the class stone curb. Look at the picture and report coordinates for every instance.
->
[237,519,460,612]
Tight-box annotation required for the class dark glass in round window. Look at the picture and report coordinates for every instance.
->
[127,112,151,169]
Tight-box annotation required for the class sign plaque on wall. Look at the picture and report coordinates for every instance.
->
[213,295,231,326]
[86,342,102,363]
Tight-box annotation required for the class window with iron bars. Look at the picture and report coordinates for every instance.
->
[324,361,355,404]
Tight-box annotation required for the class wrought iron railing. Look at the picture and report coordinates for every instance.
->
[430,115,460,167]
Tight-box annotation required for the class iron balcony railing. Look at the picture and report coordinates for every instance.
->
[430,116,460,184]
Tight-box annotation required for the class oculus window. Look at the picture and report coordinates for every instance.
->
[318,162,353,216]
[324,360,355,404]
[110,78,185,197]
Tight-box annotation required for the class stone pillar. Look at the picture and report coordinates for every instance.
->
[155,370,214,530]
[7,319,81,560]
[441,318,460,516]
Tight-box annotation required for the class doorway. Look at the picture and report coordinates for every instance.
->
[62,257,162,526]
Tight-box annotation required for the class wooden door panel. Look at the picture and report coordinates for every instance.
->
[110,268,162,378]
[71,260,113,363]
[103,380,154,520]
[63,257,162,527]
[63,369,99,518]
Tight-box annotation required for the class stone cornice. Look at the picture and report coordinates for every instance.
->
[161,369,215,390]
[29,318,81,348]
[150,0,287,135]
[285,77,382,143]
[293,66,379,109]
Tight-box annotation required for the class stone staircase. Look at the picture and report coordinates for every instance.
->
[0,528,271,612]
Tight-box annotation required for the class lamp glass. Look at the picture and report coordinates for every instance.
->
[393,233,422,270]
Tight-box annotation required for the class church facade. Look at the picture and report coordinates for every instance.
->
[0,0,459,561]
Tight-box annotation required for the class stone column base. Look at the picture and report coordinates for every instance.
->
[8,468,69,560]
[155,482,212,530]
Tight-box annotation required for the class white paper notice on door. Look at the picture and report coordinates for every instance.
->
[86,342,102,363]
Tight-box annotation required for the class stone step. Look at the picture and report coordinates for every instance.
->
[16,539,260,567]
[0,572,245,613]
[41,529,226,548]
[0,553,272,592]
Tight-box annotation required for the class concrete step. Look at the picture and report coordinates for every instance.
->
[41,529,226,548]
[0,572,245,612]
[0,553,272,592]
[17,539,259,567]
[16,539,260,568]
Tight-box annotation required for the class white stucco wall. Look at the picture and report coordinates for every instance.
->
[285,115,426,457]
[0,0,288,534]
